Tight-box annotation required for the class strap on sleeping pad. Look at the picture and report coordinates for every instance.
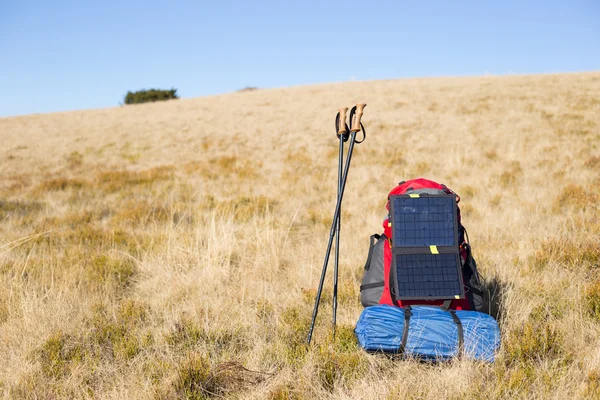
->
[448,310,464,358]
[400,306,412,353]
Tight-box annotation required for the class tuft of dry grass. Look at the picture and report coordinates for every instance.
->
[586,281,600,322]
[1,72,600,399]
[96,165,175,192]
[35,177,90,193]
[553,183,598,212]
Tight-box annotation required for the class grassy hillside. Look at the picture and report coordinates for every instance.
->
[0,72,599,399]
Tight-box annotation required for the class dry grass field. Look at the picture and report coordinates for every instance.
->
[1,72,599,399]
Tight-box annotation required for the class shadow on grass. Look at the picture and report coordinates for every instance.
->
[483,276,508,323]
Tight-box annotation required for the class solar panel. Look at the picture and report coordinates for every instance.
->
[391,195,457,247]
[393,253,463,299]
[389,193,464,301]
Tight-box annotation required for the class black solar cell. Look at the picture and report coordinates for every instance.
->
[391,195,456,247]
[394,253,463,299]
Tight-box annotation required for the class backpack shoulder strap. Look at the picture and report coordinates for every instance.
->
[363,234,381,271]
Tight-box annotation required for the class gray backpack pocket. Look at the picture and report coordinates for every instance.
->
[360,234,386,307]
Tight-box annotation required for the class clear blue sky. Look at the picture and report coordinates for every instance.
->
[1,1,598,117]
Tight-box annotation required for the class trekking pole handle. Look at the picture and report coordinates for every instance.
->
[337,107,349,137]
[350,103,367,132]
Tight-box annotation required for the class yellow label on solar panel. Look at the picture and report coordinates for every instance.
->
[409,194,420,198]
[429,245,439,254]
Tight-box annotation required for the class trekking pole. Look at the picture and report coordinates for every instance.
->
[307,103,366,345]
[332,107,349,336]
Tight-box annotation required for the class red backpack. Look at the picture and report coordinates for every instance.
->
[360,178,487,312]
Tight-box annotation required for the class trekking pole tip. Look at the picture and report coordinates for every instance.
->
[337,107,349,137]
[350,103,367,132]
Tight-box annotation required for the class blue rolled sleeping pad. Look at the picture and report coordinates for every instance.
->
[355,305,500,362]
